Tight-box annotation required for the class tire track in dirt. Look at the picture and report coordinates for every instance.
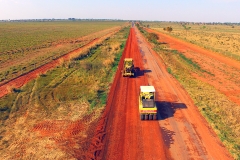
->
[102,29,134,160]
[87,27,170,160]
[85,28,133,159]
[28,79,37,105]
[137,28,233,159]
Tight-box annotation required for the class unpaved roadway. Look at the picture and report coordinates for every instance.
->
[136,28,232,159]
[100,28,170,160]
[89,27,233,159]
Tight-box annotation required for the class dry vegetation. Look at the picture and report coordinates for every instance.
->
[0,26,130,159]
[143,22,240,60]
[159,49,240,159]
[138,23,240,159]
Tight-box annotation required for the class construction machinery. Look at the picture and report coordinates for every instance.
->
[122,58,134,77]
[139,86,157,120]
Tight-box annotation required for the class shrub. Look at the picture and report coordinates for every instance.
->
[163,27,173,33]
[147,33,159,44]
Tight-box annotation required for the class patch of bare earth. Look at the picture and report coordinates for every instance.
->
[0,98,104,159]
[0,27,121,98]
[147,28,240,106]
[0,27,122,159]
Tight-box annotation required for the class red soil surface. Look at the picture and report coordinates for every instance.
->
[32,119,87,159]
[87,28,170,159]
[0,28,120,98]
[87,27,233,159]
[1,26,234,159]
[146,28,240,106]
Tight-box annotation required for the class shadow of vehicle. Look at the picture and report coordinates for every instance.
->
[156,101,187,120]
[132,67,152,78]
[156,101,187,148]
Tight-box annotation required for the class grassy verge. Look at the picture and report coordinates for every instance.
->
[141,21,240,62]
[0,26,130,117]
[0,26,130,158]
[139,27,240,159]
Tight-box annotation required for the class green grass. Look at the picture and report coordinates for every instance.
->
[0,21,125,54]
[162,49,214,76]
[167,52,239,159]
[0,21,126,85]
[112,50,123,71]
[171,50,201,70]
[0,25,131,159]
[0,25,130,120]
[167,67,172,74]
[152,46,239,159]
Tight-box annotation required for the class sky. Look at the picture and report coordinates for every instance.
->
[0,0,239,22]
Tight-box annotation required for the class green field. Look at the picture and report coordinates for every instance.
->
[0,21,125,83]
[0,21,125,54]
[0,26,130,159]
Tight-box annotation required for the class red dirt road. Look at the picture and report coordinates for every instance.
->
[136,28,232,159]
[87,28,170,159]
[102,28,170,160]
[88,27,233,159]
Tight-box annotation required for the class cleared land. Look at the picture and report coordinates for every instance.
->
[139,22,240,159]
[0,24,130,159]
[0,21,238,159]
[0,21,125,83]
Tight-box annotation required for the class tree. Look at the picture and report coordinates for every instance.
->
[163,27,173,33]
[182,25,191,30]
[182,25,191,35]
[166,26,173,33]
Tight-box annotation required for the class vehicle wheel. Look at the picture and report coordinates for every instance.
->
[149,115,153,120]
[154,114,158,120]
[141,114,144,120]
[145,114,149,120]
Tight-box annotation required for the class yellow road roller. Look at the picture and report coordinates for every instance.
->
[139,86,157,120]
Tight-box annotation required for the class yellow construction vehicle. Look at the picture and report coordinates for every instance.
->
[139,86,157,120]
[122,58,134,77]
